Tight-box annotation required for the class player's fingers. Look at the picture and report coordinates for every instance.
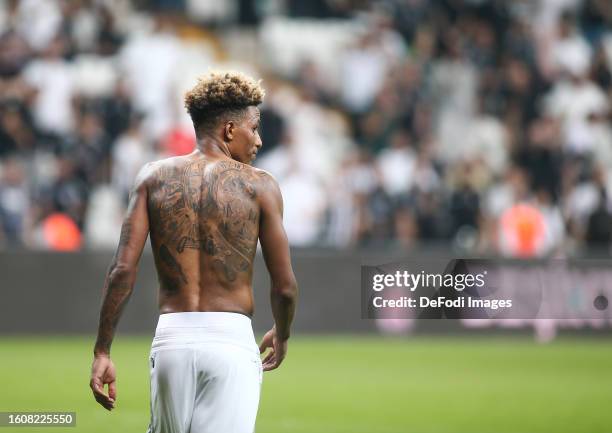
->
[259,336,272,353]
[262,351,278,370]
[91,386,109,403]
[90,379,115,409]
[108,381,117,402]
[262,358,279,371]
[95,394,114,410]
[90,378,105,396]
[92,388,114,410]
[262,350,275,364]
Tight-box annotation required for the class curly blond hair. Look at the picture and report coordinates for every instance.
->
[185,71,265,132]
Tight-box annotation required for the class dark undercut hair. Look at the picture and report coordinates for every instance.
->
[184,71,265,134]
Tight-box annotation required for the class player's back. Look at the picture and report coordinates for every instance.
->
[146,154,262,315]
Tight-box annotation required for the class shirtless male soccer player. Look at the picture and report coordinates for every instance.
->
[90,71,298,433]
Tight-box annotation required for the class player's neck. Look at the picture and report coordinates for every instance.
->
[196,136,232,160]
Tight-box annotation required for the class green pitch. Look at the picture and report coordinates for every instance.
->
[1,335,612,433]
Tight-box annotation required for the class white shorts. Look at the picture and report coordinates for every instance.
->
[146,312,262,433]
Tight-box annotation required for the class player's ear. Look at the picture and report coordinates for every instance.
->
[224,121,234,142]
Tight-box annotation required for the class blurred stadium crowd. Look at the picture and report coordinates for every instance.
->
[0,0,611,256]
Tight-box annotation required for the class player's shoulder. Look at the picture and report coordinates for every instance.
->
[129,156,180,192]
[250,166,276,182]
[134,158,163,184]
[247,166,280,191]
[131,160,157,189]
[140,155,191,181]
[216,160,278,186]
[248,167,282,201]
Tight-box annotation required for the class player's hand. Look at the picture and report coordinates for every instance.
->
[259,326,288,371]
[90,354,117,411]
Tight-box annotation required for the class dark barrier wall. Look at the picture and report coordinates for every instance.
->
[0,249,386,335]
[3,250,611,336]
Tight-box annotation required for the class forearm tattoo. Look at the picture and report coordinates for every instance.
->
[94,257,134,354]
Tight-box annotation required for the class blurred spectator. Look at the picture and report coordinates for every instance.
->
[3,0,63,52]
[585,188,612,253]
[340,30,396,114]
[41,212,82,251]
[357,176,394,245]
[160,126,196,157]
[257,104,286,157]
[376,130,416,198]
[326,150,377,247]
[535,188,565,254]
[0,30,31,77]
[278,164,326,247]
[545,64,609,154]
[550,12,592,77]
[449,164,481,235]
[69,110,112,185]
[517,116,563,200]
[84,185,123,249]
[118,13,182,139]
[581,0,612,42]
[0,101,36,157]
[431,27,478,164]
[40,156,89,229]
[112,113,153,203]
[23,34,75,137]
[499,203,547,258]
[0,157,29,246]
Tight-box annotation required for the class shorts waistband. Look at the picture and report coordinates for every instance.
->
[152,312,257,353]
[156,312,252,329]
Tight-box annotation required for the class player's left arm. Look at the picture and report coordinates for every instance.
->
[90,163,152,411]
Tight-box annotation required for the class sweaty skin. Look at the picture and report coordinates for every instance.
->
[90,106,298,411]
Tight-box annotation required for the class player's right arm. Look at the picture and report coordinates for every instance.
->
[90,163,152,410]
[256,172,298,371]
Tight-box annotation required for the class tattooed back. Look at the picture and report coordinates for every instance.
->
[145,155,266,316]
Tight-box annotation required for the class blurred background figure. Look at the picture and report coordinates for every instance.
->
[0,156,28,246]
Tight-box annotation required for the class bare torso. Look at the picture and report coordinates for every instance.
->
[146,153,266,316]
